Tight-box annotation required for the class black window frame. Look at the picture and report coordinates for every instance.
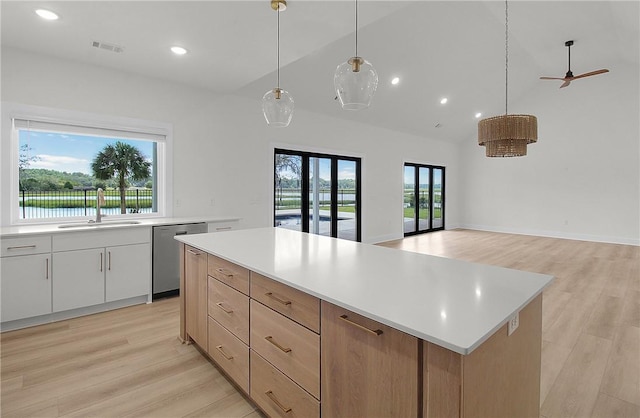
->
[274,148,362,242]
[404,162,445,236]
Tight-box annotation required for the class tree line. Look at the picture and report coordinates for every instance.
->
[20,141,151,215]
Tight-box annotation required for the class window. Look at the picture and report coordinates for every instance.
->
[403,163,445,235]
[4,104,172,224]
[274,149,361,242]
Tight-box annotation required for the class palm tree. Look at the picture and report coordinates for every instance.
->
[91,142,151,214]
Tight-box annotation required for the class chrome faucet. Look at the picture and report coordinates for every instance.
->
[95,188,106,223]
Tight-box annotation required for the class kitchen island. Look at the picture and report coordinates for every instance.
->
[177,227,553,417]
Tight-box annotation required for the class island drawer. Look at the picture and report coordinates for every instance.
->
[250,350,320,418]
[208,255,249,295]
[250,272,320,333]
[250,300,320,399]
[1,235,51,257]
[207,316,249,394]
[208,276,249,344]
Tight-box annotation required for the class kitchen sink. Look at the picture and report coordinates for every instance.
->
[58,220,142,229]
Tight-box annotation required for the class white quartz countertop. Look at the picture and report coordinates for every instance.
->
[0,216,240,238]
[177,227,554,355]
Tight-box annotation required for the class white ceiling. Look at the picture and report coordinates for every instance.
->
[2,1,638,142]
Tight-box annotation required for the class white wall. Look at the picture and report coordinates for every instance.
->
[460,62,640,245]
[1,47,461,243]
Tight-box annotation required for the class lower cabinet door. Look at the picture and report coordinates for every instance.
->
[1,254,52,322]
[105,243,150,302]
[321,301,420,418]
[207,316,249,394]
[250,350,320,418]
[53,248,105,312]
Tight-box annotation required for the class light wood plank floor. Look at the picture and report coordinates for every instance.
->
[1,229,638,417]
[0,297,262,418]
[379,229,640,418]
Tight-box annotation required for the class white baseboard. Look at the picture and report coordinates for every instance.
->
[459,223,640,246]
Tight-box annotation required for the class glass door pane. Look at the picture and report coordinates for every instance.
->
[337,159,357,241]
[274,153,303,232]
[433,168,443,229]
[403,166,416,234]
[418,167,430,231]
[309,157,331,237]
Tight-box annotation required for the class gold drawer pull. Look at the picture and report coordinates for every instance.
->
[7,245,37,250]
[265,390,292,413]
[215,345,234,360]
[187,249,201,255]
[216,302,233,314]
[265,292,292,306]
[265,336,292,353]
[216,268,234,277]
[339,315,383,336]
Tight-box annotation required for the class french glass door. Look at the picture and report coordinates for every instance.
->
[275,149,361,242]
[403,163,445,235]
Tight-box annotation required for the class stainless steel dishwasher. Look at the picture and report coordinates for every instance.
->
[152,222,208,299]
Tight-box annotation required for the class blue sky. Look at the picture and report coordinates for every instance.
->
[19,130,154,175]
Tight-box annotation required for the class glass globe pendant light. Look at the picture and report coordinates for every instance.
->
[262,0,294,127]
[334,0,378,110]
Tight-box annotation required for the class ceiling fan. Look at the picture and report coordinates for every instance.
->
[540,40,609,88]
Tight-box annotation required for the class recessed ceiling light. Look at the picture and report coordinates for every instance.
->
[440,98,448,105]
[475,112,482,118]
[171,46,188,55]
[35,9,59,20]
[391,77,400,85]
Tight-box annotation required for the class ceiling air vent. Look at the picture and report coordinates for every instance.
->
[91,41,124,53]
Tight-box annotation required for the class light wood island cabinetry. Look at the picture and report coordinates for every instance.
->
[321,300,420,417]
[184,245,207,348]
[178,228,553,418]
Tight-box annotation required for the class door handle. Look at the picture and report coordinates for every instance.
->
[175,231,188,235]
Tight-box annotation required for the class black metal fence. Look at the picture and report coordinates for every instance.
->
[19,189,154,219]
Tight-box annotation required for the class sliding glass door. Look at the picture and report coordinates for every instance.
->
[404,163,445,236]
[275,149,361,242]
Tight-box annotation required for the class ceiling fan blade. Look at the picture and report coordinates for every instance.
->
[572,69,610,80]
[560,80,572,88]
[540,76,567,80]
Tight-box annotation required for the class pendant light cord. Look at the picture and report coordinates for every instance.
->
[355,0,358,57]
[504,0,509,115]
[277,7,280,89]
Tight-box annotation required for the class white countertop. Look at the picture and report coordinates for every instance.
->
[0,216,240,238]
[177,227,553,355]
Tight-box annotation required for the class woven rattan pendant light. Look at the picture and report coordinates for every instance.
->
[478,0,537,157]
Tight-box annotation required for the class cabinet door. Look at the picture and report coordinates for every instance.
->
[53,249,105,312]
[321,301,420,418]
[185,246,207,348]
[105,243,151,302]
[1,254,52,321]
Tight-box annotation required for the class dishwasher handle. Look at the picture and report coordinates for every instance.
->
[174,231,188,236]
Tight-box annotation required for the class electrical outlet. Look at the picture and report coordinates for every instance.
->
[508,312,519,336]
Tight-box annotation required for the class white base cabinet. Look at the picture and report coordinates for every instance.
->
[106,243,150,302]
[1,253,52,322]
[52,228,151,312]
[1,227,151,331]
[53,248,105,312]
[1,235,52,322]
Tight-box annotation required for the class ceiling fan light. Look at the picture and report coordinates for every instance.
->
[262,88,294,127]
[334,57,378,110]
[478,114,538,157]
